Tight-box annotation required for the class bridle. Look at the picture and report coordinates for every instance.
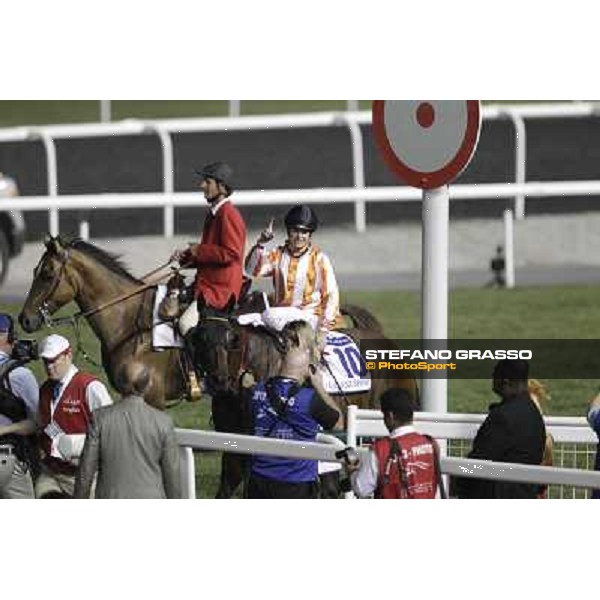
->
[36,252,175,328]
[33,250,177,366]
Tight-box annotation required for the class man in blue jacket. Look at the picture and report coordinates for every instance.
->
[248,322,342,499]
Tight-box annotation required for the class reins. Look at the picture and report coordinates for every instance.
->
[43,260,177,327]
[40,259,179,369]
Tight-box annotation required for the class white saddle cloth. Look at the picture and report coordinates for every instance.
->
[321,331,371,395]
[152,285,184,349]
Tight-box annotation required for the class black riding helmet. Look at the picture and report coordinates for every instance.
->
[195,161,234,196]
[284,205,318,233]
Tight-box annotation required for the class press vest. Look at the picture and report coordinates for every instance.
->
[251,379,320,483]
[373,433,438,499]
[39,372,97,473]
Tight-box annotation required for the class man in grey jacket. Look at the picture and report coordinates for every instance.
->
[74,363,181,499]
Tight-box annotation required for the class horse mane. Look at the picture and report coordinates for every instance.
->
[243,326,284,380]
[340,304,384,334]
[64,237,141,283]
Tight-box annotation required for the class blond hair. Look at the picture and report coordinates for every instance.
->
[528,378,550,413]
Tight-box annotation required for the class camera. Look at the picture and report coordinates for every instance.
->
[11,339,39,362]
[335,446,360,468]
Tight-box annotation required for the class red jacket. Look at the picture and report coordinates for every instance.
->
[373,433,438,499]
[181,199,246,310]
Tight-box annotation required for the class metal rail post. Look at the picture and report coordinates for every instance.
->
[339,115,367,232]
[504,109,527,220]
[33,130,59,236]
[504,208,515,288]
[100,100,112,123]
[147,124,175,238]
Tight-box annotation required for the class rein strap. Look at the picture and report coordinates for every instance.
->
[47,263,177,326]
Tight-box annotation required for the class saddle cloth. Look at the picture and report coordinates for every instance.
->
[321,331,371,395]
[152,285,184,349]
[237,310,371,395]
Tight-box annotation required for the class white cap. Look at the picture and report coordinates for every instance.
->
[39,334,71,359]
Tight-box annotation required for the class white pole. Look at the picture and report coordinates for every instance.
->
[421,186,449,414]
[229,100,241,117]
[504,208,515,288]
[100,100,111,123]
[509,111,526,220]
[79,220,90,241]
[344,118,366,233]
[346,100,359,112]
[37,131,59,236]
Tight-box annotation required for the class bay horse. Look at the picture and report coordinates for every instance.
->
[18,235,419,498]
[196,298,420,498]
[18,235,186,408]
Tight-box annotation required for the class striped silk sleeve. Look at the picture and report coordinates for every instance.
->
[245,244,279,278]
[319,252,340,331]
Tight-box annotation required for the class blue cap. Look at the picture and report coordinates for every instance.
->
[0,313,14,334]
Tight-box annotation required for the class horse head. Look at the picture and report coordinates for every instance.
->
[19,235,77,332]
[194,315,239,395]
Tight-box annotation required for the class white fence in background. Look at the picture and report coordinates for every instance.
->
[97,100,361,121]
[2,101,600,236]
[173,410,600,499]
[3,179,600,234]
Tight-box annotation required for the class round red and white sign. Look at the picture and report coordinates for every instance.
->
[372,100,481,189]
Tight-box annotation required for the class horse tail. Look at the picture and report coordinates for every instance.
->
[340,304,384,334]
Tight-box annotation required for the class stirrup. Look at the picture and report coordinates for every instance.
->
[188,371,203,402]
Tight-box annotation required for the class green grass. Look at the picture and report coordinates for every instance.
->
[0,100,567,128]
[345,285,599,416]
[4,282,599,497]
[0,101,373,128]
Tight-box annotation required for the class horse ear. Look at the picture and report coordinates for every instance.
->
[43,234,67,257]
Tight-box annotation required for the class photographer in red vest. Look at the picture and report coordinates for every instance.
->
[36,334,113,498]
[348,388,444,499]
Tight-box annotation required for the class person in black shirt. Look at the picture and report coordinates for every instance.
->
[485,245,506,288]
[454,359,546,498]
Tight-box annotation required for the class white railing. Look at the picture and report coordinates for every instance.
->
[174,411,600,499]
[2,101,600,235]
[175,429,346,499]
[346,406,599,499]
[3,179,600,224]
[97,100,362,121]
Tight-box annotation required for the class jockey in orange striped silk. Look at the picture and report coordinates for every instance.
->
[244,205,341,351]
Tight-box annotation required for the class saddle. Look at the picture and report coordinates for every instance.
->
[157,271,189,321]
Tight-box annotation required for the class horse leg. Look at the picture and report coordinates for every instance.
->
[319,471,341,499]
[211,389,249,499]
[216,453,249,499]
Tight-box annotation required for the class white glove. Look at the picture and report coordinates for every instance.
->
[57,434,86,462]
